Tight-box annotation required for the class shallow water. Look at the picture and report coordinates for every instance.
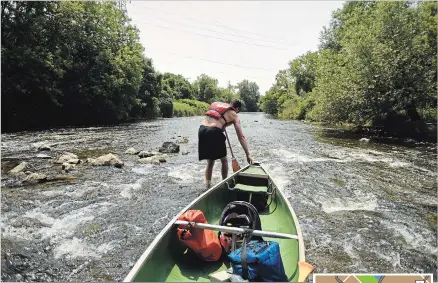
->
[1,113,436,282]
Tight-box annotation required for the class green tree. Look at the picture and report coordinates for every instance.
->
[288,51,319,96]
[236,80,261,112]
[161,72,194,100]
[192,74,221,103]
[1,1,64,130]
[312,1,437,126]
[131,57,162,118]
[1,1,145,130]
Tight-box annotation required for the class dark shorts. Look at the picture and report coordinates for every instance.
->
[198,125,227,161]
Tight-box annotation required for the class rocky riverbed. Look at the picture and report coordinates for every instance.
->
[1,113,436,282]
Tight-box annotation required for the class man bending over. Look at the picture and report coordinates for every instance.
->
[198,99,253,189]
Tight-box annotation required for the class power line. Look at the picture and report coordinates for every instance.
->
[150,50,278,72]
[134,4,295,45]
[155,58,269,81]
[130,17,292,51]
[129,10,295,49]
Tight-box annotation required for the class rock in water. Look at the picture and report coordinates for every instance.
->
[8,162,28,174]
[138,154,168,164]
[32,142,51,151]
[90,153,124,168]
[23,173,47,184]
[55,152,80,164]
[177,137,189,144]
[138,150,157,158]
[36,154,51,159]
[159,142,180,153]
[359,138,370,143]
[61,163,75,172]
[125,147,140,155]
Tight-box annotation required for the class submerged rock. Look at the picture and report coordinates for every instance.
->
[8,162,28,174]
[125,147,140,155]
[159,142,180,153]
[89,153,124,168]
[32,142,51,151]
[138,154,168,164]
[36,154,51,159]
[176,137,189,144]
[138,150,158,158]
[22,173,47,184]
[55,152,80,164]
[61,163,75,172]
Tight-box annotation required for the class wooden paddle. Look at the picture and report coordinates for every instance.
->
[224,129,240,172]
[298,261,314,282]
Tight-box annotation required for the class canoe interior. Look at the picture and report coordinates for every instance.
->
[130,165,301,282]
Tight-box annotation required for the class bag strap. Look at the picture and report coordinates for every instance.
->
[179,222,193,239]
[241,229,253,280]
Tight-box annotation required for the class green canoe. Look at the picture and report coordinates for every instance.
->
[124,163,313,282]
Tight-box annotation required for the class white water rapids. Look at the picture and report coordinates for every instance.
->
[1,113,436,281]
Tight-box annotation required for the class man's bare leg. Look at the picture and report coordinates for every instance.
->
[205,159,215,189]
[220,156,228,180]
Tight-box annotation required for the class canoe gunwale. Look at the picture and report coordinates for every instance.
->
[123,163,307,282]
[260,164,306,262]
[123,164,250,282]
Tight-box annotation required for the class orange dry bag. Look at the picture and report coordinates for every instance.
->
[176,210,222,262]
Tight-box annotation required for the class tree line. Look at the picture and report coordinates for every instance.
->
[260,1,437,141]
[1,1,261,132]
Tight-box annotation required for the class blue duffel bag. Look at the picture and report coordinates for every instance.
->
[227,240,288,282]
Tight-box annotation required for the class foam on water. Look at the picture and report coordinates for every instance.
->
[375,250,395,265]
[262,162,292,190]
[271,149,335,164]
[329,147,412,168]
[0,202,116,245]
[41,202,114,241]
[131,164,154,175]
[167,163,204,184]
[388,160,411,167]
[270,147,412,169]
[382,219,438,255]
[40,190,64,197]
[24,210,55,226]
[65,187,99,199]
[320,192,378,213]
[342,234,363,268]
[2,226,36,241]
[2,201,118,260]
[1,210,49,240]
[53,237,117,259]
[119,178,145,199]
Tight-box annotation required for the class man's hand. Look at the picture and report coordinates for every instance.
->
[247,155,253,164]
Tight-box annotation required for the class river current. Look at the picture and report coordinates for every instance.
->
[1,113,436,282]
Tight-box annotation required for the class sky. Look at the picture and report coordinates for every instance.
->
[126,1,345,95]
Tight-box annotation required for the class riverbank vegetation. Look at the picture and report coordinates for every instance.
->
[260,1,437,142]
[1,1,261,132]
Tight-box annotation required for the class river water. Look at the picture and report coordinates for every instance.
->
[1,113,436,282]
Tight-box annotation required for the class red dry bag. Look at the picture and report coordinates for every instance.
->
[176,210,222,262]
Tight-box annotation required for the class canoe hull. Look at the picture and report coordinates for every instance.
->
[124,163,307,282]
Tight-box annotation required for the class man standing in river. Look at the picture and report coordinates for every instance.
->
[198,99,253,189]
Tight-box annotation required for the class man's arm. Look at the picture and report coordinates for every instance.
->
[233,115,251,161]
